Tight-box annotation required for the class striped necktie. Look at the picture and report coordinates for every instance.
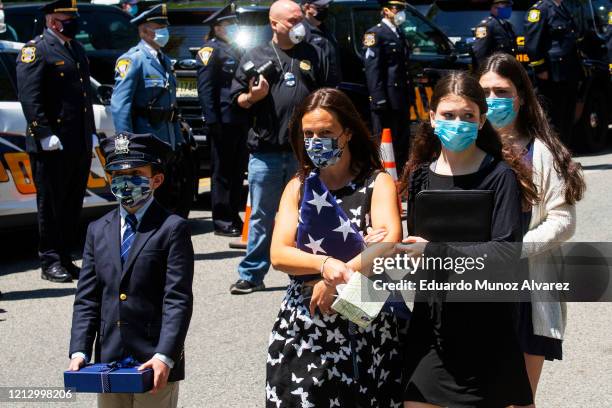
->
[121,214,138,265]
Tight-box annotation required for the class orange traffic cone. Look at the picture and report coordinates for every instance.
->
[229,191,251,250]
[379,128,404,215]
[380,128,398,181]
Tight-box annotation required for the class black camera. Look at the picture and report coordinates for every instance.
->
[242,60,279,86]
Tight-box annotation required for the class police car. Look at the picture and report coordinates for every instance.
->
[417,0,611,152]
[0,41,116,229]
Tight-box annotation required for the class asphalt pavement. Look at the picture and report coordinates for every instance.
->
[1,148,611,407]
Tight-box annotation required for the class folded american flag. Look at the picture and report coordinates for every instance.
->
[297,171,365,261]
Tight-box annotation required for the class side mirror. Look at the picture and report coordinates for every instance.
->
[96,84,113,105]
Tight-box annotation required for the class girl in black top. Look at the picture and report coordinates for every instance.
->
[398,72,539,407]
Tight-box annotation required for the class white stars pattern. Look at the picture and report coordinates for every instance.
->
[304,234,326,255]
[332,216,356,241]
[307,189,333,214]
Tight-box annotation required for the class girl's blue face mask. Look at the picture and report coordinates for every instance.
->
[111,175,153,209]
[433,119,479,152]
[304,135,345,168]
[486,97,517,129]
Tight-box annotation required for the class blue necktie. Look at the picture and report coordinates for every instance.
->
[121,214,138,265]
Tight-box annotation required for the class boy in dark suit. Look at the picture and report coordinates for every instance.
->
[68,132,194,408]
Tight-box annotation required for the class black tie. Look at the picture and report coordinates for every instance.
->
[157,52,166,70]
[65,41,77,60]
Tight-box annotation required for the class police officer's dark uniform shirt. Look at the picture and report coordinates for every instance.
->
[230,41,329,153]
[303,18,341,86]
[362,20,411,112]
[472,15,517,64]
[16,28,95,271]
[525,0,581,82]
[196,37,246,125]
[16,29,95,153]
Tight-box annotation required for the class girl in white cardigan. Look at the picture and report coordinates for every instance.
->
[478,53,586,407]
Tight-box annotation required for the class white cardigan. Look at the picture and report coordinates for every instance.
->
[521,138,576,339]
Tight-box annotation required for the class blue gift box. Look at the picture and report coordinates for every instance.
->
[64,358,153,394]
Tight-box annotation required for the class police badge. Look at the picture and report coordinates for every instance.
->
[114,134,130,155]
[20,46,36,63]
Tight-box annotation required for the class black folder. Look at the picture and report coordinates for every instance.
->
[414,190,494,242]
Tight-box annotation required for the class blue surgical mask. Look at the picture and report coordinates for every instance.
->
[486,97,517,129]
[111,175,153,209]
[305,137,344,168]
[497,6,512,20]
[433,119,479,152]
[153,27,170,47]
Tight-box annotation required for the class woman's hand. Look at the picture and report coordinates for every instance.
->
[321,257,353,287]
[364,227,388,244]
[309,280,337,316]
[395,236,429,258]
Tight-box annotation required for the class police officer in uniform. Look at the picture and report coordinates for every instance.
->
[525,0,583,145]
[363,0,411,173]
[111,4,192,217]
[16,0,95,282]
[69,132,194,408]
[301,0,340,86]
[472,0,517,65]
[197,3,247,237]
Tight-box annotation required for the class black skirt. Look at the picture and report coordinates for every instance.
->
[403,301,534,408]
[518,302,563,361]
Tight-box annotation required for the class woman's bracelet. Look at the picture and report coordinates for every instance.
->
[319,256,332,276]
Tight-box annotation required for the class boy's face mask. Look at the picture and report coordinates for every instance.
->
[110,174,153,209]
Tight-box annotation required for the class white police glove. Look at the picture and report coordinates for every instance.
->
[92,133,98,147]
[40,135,63,151]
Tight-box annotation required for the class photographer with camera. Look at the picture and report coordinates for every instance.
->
[229,0,329,294]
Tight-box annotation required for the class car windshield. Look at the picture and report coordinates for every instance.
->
[166,9,271,60]
[428,6,527,39]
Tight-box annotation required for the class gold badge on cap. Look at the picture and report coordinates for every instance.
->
[21,46,36,63]
[198,47,214,66]
[363,33,376,47]
[299,59,312,71]
[114,134,130,155]
[527,9,540,23]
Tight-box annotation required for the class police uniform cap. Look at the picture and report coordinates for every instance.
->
[378,0,408,8]
[300,0,332,6]
[492,0,513,5]
[130,4,170,26]
[101,132,171,172]
[40,0,79,16]
[203,3,238,25]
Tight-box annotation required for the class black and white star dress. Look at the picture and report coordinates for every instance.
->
[266,170,405,408]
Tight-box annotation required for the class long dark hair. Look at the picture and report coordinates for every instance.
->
[477,53,585,205]
[289,88,383,181]
[399,71,539,206]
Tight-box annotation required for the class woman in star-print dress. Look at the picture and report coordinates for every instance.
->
[267,88,407,407]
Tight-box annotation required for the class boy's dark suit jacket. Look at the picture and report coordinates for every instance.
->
[69,200,194,382]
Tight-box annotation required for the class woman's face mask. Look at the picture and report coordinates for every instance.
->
[153,27,170,47]
[433,119,479,152]
[304,133,346,168]
[224,23,239,40]
[111,175,153,209]
[486,97,517,129]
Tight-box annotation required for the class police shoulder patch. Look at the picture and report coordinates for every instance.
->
[527,9,541,23]
[299,59,312,71]
[115,58,132,79]
[608,11,611,25]
[20,46,36,63]
[198,47,214,66]
[475,26,487,39]
[363,32,376,47]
